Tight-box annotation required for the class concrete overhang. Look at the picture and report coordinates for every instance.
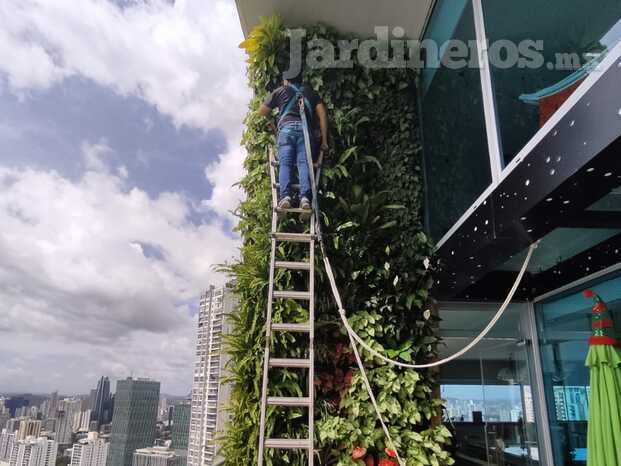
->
[235,0,435,39]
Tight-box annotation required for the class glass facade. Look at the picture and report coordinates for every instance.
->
[421,0,492,241]
[439,303,541,465]
[536,273,621,466]
[421,0,621,242]
[482,0,621,167]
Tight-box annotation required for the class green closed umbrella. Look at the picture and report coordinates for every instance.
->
[583,289,621,466]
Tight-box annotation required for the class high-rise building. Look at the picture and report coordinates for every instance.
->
[0,409,11,430]
[106,378,160,466]
[45,393,58,420]
[17,421,41,441]
[170,403,190,466]
[70,433,108,466]
[187,285,237,466]
[4,400,29,419]
[9,437,58,466]
[0,429,16,461]
[5,419,21,435]
[92,378,111,428]
[55,410,73,446]
[72,411,92,433]
[132,447,179,466]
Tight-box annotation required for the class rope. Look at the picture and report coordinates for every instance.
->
[294,97,535,464]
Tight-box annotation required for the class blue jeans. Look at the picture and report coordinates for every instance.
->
[277,122,311,201]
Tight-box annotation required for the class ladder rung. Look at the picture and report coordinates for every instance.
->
[267,397,311,407]
[264,438,311,449]
[269,358,311,368]
[274,261,310,270]
[275,207,312,214]
[272,232,314,243]
[271,322,311,332]
[273,183,300,190]
[273,290,311,300]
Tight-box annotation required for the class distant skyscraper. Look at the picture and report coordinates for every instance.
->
[9,437,58,466]
[72,411,92,433]
[70,433,109,466]
[45,393,58,419]
[6,419,21,434]
[55,410,73,446]
[0,412,10,432]
[17,420,42,441]
[106,378,160,466]
[0,429,16,461]
[188,285,237,466]
[92,378,111,428]
[170,403,190,466]
[132,446,179,466]
[5,399,29,418]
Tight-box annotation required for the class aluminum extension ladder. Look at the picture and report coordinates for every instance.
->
[257,140,318,465]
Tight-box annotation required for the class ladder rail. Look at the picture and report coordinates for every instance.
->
[258,146,279,466]
[308,207,315,465]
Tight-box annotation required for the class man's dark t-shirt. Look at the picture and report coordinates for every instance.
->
[264,84,322,129]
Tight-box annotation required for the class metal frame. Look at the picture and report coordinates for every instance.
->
[472,0,503,184]
[534,261,621,304]
[525,301,555,466]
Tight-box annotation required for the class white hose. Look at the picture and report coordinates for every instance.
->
[332,242,536,369]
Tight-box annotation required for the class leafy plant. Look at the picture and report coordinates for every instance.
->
[223,16,453,466]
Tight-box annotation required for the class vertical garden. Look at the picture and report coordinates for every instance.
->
[223,16,454,466]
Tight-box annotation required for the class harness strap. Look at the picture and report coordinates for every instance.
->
[279,83,313,125]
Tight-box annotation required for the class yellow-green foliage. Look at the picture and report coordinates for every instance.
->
[224,16,454,466]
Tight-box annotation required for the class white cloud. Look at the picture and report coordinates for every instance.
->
[0,162,238,394]
[0,0,250,220]
[82,140,114,172]
[203,145,245,217]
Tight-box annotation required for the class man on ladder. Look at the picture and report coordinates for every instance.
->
[259,71,329,211]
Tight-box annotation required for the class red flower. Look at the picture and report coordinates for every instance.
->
[583,289,595,298]
[384,448,397,458]
[378,459,397,466]
[352,447,366,459]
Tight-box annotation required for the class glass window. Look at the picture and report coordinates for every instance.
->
[536,273,621,465]
[439,303,540,465]
[421,0,492,241]
[482,0,621,166]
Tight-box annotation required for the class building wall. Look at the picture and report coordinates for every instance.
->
[106,379,160,466]
[132,449,179,466]
[0,430,15,461]
[187,286,237,466]
[70,437,109,466]
[9,438,58,466]
[171,403,190,451]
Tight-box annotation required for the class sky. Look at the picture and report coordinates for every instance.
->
[0,0,251,396]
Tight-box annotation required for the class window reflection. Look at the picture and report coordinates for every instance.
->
[482,0,621,166]
[439,304,540,465]
[421,1,492,241]
[536,273,621,465]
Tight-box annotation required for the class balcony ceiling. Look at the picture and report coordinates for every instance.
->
[235,0,434,39]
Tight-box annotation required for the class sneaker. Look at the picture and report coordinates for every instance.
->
[278,196,292,210]
[300,197,312,210]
